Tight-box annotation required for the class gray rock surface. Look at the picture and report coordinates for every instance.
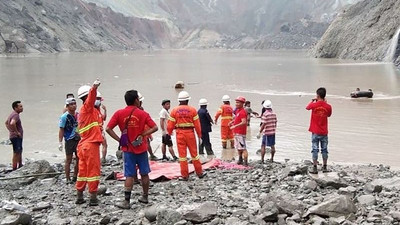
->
[0,0,359,53]
[309,172,347,189]
[1,159,399,224]
[357,195,376,206]
[180,201,217,223]
[313,0,400,68]
[305,195,357,218]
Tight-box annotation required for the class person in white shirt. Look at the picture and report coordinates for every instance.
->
[159,99,178,161]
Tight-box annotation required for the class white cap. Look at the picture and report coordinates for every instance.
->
[199,98,208,106]
[65,98,76,105]
[178,91,191,101]
[222,95,230,102]
[263,100,272,109]
[138,92,144,102]
[77,85,91,99]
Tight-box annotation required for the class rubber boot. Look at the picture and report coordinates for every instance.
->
[237,156,243,165]
[138,194,149,204]
[198,143,204,155]
[75,191,85,204]
[205,145,214,155]
[89,193,99,206]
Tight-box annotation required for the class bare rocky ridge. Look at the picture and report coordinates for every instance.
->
[0,0,359,53]
[0,0,175,53]
[1,158,400,224]
[312,0,400,67]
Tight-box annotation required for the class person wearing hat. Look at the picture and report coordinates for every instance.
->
[215,95,235,149]
[198,98,214,156]
[167,91,206,181]
[229,96,248,166]
[58,97,80,183]
[75,79,103,206]
[159,99,178,161]
[257,100,277,163]
[138,92,158,161]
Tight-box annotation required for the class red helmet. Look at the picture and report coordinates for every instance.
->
[235,96,246,103]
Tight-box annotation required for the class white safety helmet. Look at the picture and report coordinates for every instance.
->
[97,91,102,98]
[178,91,191,101]
[77,85,91,99]
[138,92,144,102]
[222,95,230,102]
[263,100,272,109]
[199,98,208,106]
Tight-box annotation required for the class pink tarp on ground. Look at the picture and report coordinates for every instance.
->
[112,159,250,181]
[148,158,250,181]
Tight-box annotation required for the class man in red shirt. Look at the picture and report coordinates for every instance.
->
[306,87,332,174]
[229,96,248,166]
[106,90,158,209]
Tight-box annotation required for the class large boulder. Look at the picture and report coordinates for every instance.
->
[259,190,306,216]
[179,201,217,223]
[258,201,279,222]
[10,160,56,179]
[305,195,357,218]
[156,209,181,225]
[0,213,32,225]
[309,172,347,189]
[357,195,376,206]
[369,177,400,191]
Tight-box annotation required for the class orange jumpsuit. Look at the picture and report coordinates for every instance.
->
[167,105,203,178]
[215,104,234,147]
[76,87,103,193]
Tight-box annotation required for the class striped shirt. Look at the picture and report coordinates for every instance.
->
[261,109,277,135]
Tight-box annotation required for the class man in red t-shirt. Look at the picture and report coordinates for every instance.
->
[306,87,332,174]
[106,90,158,209]
[229,96,248,166]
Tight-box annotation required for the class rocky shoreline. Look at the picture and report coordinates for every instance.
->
[1,156,400,225]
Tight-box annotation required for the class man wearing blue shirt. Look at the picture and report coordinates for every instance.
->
[59,98,80,183]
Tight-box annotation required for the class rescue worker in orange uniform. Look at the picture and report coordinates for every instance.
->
[75,79,103,206]
[167,91,206,181]
[215,95,234,149]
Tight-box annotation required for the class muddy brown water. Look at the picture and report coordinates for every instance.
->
[0,50,399,167]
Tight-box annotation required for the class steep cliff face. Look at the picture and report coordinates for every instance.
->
[0,0,177,53]
[87,0,360,49]
[0,0,360,53]
[312,0,400,65]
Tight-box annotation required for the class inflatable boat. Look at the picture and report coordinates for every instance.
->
[350,90,373,98]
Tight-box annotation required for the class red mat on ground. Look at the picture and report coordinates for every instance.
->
[112,159,249,182]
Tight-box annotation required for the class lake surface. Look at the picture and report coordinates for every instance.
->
[0,50,399,167]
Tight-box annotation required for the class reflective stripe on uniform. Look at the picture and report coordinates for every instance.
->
[179,157,187,162]
[193,115,199,120]
[169,117,176,122]
[77,176,100,182]
[176,123,194,128]
[221,116,233,120]
[193,155,200,161]
[78,122,99,134]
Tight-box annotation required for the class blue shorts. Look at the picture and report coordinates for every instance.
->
[10,137,23,154]
[124,151,150,177]
[261,134,275,147]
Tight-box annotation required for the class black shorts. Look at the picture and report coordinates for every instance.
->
[10,137,23,154]
[162,134,173,147]
[65,136,80,155]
